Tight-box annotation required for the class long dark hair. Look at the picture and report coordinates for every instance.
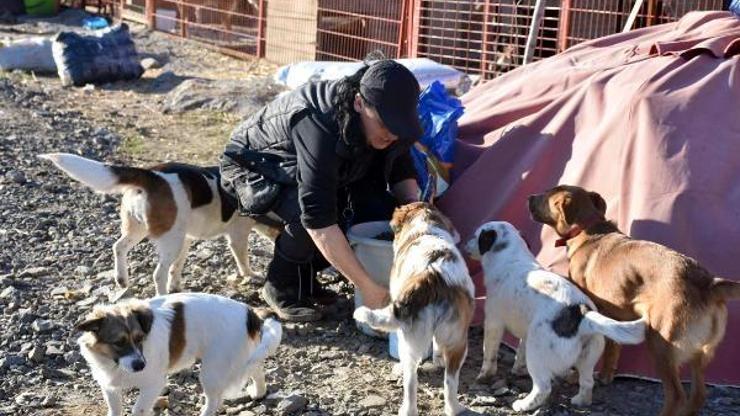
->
[332,64,369,149]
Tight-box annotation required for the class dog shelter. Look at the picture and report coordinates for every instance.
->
[62,0,740,385]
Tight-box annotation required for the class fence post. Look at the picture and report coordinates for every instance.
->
[145,0,155,29]
[480,0,490,77]
[524,0,546,65]
[257,0,266,57]
[397,0,409,58]
[407,0,421,57]
[558,0,571,52]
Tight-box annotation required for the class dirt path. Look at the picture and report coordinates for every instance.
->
[1,9,739,416]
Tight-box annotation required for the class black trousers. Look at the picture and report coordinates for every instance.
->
[269,174,398,268]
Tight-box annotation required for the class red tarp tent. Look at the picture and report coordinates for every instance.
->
[439,11,740,385]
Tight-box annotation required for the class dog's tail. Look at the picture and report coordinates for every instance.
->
[711,277,740,301]
[250,318,282,363]
[353,305,401,333]
[39,153,156,194]
[581,311,646,345]
[224,317,282,399]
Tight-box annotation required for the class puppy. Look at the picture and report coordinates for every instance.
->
[40,153,280,295]
[466,221,646,412]
[529,185,740,416]
[354,202,474,416]
[77,292,282,416]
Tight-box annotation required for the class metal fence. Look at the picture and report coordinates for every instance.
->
[411,0,561,79]
[315,0,408,61]
[80,0,725,77]
[561,0,724,50]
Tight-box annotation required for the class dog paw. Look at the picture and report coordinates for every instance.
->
[512,398,535,412]
[353,306,372,323]
[570,393,592,407]
[246,382,266,400]
[597,371,615,385]
[398,405,418,416]
[475,367,498,384]
[444,403,468,416]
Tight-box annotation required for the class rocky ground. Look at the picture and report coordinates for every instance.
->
[1,8,740,416]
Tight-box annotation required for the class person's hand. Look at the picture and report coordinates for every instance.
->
[360,280,390,309]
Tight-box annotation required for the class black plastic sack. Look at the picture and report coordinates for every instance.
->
[52,23,144,87]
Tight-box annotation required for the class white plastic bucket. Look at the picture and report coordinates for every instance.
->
[347,221,394,337]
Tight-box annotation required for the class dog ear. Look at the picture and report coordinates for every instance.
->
[478,229,498,254]
[390,203,421,234]
[589,192,607,215]
[75,317,103,334]
[132,306,154,334]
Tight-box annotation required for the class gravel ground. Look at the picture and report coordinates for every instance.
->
[1,9,739,416]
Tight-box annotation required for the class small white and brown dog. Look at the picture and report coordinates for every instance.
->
[76,292,282,416]
[39,153,279,295]
[466,221,646,412]
[354,202,474,416]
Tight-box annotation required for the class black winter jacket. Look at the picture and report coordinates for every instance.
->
[220,79,416,229]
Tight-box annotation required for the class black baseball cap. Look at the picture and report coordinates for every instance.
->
[359,60,423,141]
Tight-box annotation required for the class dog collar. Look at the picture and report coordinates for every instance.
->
[554,214,604,247]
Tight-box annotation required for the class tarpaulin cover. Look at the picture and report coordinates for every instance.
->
[438,11,740,385]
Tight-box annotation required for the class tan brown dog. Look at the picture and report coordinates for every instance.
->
[528,185,740,416]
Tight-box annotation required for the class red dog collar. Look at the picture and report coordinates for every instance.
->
[555,214,604,247]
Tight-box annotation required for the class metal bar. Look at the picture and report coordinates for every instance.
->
[647,0,656,26]
[397,0,408,58]
[408,0,421,57]
[257,0,265,57]
[316,7,403,24]
[623,0,645,32]
[480,0,490,77]
[316,29,400,47]
[525,0,547,65]
[558,0,572,52]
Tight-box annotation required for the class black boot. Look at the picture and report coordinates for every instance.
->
[262,253,322,322]
[299,257,339,306]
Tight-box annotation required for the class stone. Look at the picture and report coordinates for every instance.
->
[276,393,308,415]
[19,267,52,278]
[0,287,17,299]
[0,355,25,369]
[28,346,45,363]
[359,395,386,408]
[32,319,54,333]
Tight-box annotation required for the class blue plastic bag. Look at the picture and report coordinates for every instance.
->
[731,0,740,17]
[412,81,464,200]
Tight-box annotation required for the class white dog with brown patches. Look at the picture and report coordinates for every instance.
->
[466,221,646,412]
[39,153,279,295]
[354,202,474,416]
[77,293,282,416]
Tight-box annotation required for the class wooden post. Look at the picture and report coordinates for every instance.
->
[145,0,155,29]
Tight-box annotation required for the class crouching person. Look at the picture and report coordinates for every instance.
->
[220,60,423,322]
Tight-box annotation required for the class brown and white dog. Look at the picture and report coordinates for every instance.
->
[354,202,474,416]
[528,185,740,416]
[77,293,282,416]
[40,153,279,295]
